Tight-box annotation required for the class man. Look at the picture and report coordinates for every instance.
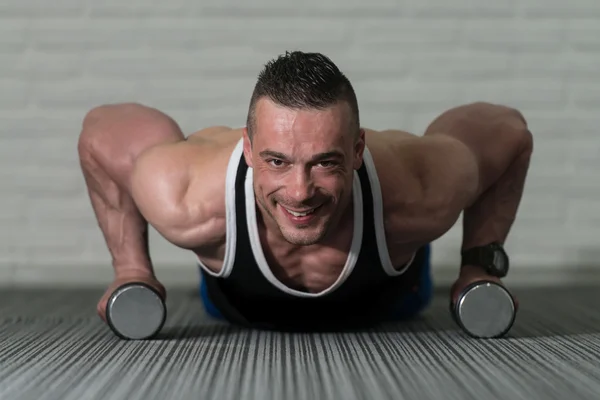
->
[78,51,532,331]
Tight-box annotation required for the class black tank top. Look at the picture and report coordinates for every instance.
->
[201,140,423,331]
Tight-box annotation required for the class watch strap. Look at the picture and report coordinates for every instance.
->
[461,246,492,267]
[461,242,504,267]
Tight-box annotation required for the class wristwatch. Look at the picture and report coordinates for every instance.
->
[460,242,509,278]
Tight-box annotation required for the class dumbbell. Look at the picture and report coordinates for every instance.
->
[105,282,167,340]
[450,280,516,339]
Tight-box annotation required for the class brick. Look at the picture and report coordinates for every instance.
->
[464,79,565,110]
[88,0,202,18]
[1,116,76,138]
[569,140,600,168]
[1,167,82,196]
[173,106,249,131]
[194,0,401,17]
[353,20,460,48]
[517,196,567,223]
[142,18,350,50]
[5,229,86,253]
[358,80,467,109]
[566,199,600,227]
[0,80,31,109]
[520,0,600,18]
[0,0,85,18]
[33,79,136,110]
[85,48,265,79]
[0,261,15,278]
[332,52,412,80]
[80,0,376,19]
[565,174,600,199]
[523,113,599,137]
[514,52,569,78]
[568,84,600,108]
[30,23,142,52]
[506,252,569,269]
[409,0,516,18]
[11,265,109,285]
[132,78,255,109]
[409,51,512,80]
[27,196,93,225]
[0,27,28,53]
[355,110,415,132]
[0,52,83,81]
[507,227,573,250]
[0,138,79,167]
[529,139,571,168]
[462,20,566,51]
[0,196,28,224]
[566,22,600,51]
[565,54,600,80]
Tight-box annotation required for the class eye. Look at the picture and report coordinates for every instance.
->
[317,161,336,168]
[268,159,286,168]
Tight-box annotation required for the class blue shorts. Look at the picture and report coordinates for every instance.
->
[199,244,433,322]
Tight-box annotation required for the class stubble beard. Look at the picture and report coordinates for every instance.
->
[255,193,332,247]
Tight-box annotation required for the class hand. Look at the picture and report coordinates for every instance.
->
[97,272,166,323]
[450,265,519,310]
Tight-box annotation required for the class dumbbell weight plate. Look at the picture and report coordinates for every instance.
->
[452,280,516,339]
[106,282,166,340]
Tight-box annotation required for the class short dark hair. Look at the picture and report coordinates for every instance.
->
[246,51,360,140]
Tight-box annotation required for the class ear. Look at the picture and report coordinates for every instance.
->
[353,128,366,170]
[242,127,254,168]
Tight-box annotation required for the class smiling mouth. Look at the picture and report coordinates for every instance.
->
[283,207,318,217]
[279,202,326,217]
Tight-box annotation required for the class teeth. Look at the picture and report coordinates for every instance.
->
[285,208,315,217]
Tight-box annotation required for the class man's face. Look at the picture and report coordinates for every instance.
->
[243,98,365,246]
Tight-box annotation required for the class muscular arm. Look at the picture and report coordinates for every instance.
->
[130,140,229,250]
[130,143,195,247]
[424,102,534,250]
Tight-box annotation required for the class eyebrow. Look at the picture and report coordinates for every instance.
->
[259,150,345,163]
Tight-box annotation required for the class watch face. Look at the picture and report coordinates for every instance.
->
[492,249,509,275]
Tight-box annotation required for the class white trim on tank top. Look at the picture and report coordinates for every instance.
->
[195,138,243,278]
[361,147,416,275]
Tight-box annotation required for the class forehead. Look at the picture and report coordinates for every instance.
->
[252,98,352,147]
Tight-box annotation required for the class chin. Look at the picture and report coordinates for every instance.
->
[278,220,330,246]
[268,201,336,244]
[280,230,325,246]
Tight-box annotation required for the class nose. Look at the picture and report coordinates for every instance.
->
[287,168,314,203]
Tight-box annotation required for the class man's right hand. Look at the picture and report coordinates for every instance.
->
[97,273,166,323]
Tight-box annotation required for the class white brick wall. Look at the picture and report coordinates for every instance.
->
[2,0,600,287]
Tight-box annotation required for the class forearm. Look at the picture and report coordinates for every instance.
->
[461,136,532,250]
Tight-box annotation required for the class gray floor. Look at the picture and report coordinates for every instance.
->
[1,286,600,400]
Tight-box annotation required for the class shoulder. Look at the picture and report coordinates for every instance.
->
[363,129,479,240]
[131,126,243,248]
[132,126,242,192]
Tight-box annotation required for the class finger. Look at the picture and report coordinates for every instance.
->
[450,286,461,306]
[97,305,107,323]
[156,283,167,300]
